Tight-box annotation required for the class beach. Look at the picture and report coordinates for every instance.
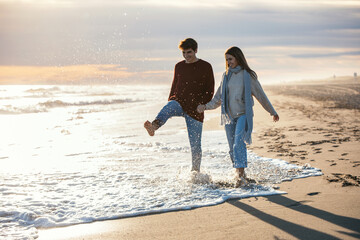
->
[37,77,360,240]
[2,0,360,238]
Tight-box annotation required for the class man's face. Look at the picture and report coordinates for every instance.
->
[182,48,197,63]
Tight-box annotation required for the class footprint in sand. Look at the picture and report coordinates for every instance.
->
[327,173,360,187]
[352,161,360,167]
[307,192,320,196]
[313,148,322,154]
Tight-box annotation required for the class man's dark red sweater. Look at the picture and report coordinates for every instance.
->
[168,59,215,122]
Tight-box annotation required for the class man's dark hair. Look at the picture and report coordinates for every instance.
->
[178,38,198,51]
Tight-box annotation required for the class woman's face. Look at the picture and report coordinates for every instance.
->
[225,54,239,69]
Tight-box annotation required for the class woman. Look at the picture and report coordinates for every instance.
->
[197,46,279,186]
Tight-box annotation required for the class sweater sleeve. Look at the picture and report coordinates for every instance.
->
[201,63,215,104]
[205,85,222,110]
[251,77,278,116]
[168,65,178,100]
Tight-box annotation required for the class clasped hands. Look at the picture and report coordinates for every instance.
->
[197,104,206,113]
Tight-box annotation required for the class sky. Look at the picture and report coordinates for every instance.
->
[0,0,359,84]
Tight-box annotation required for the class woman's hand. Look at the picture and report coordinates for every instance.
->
[273,114,279,122]
[197,104,206,113]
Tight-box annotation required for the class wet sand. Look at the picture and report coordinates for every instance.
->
[38,77,360,240]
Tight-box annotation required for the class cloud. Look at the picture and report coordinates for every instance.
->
[290,50,360,58]
[0,0,359,83]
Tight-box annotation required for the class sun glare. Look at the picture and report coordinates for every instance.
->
[0,65,135,85]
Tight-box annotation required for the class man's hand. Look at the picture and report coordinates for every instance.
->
[197,104,206,113]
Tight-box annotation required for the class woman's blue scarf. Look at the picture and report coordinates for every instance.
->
[220,66,253,144]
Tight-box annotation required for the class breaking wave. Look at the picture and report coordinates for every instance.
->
[38,98,138,108]
[0,98,141,115]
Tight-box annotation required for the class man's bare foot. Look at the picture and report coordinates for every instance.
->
[144,120,155,136]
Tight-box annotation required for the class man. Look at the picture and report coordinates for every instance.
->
[144,38,214,172]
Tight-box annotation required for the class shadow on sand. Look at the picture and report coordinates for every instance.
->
[229,195,360,240]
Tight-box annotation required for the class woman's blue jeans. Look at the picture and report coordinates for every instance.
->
[155,100,202,172]
[225,115,247,168]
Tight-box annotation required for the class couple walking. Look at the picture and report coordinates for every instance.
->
[144,38,279,186]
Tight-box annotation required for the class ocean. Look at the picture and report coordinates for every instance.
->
[0,85,322,240]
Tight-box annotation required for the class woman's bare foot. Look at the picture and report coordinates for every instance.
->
[235,176,247,188]
[144,120,155,136]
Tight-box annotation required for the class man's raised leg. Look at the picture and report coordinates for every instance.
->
[144,100,184,136]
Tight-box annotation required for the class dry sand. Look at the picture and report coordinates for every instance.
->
[39,78,360,240]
